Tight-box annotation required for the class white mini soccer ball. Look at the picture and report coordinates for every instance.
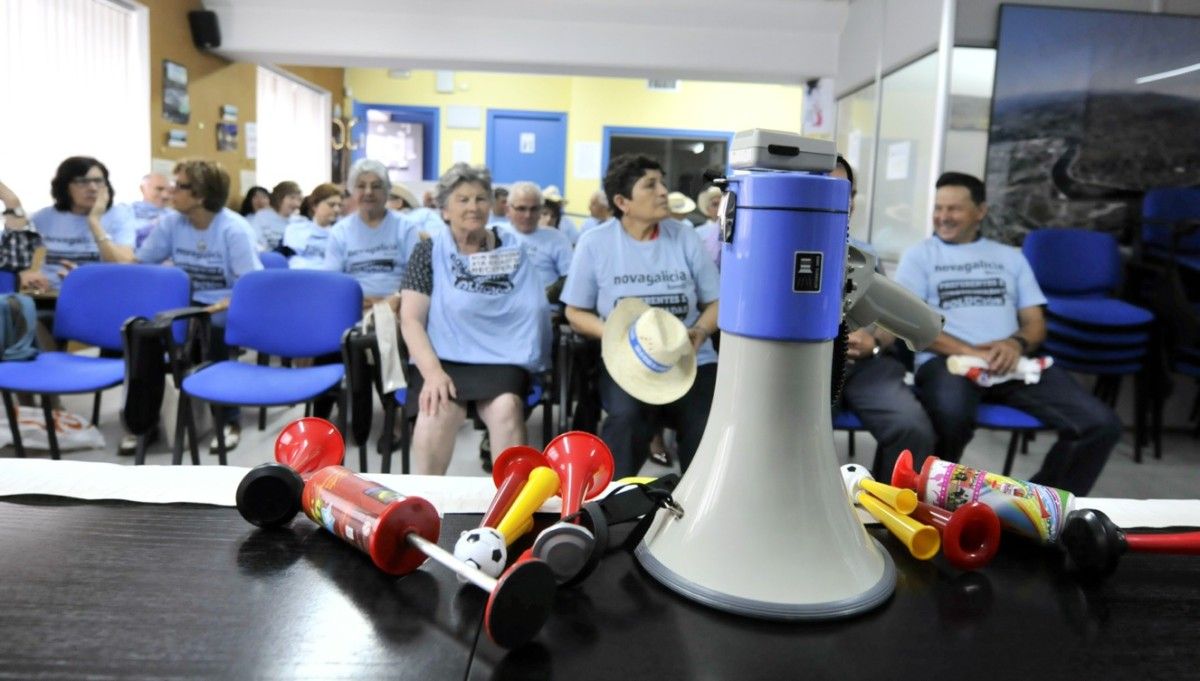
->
[453,527,507,578]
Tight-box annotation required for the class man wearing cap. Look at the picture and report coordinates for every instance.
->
[562,154,720,478]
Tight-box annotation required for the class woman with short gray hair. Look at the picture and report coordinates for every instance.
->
[399,163,551,475]
[323,158,423,311]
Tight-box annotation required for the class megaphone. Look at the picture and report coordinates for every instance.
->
[635,132,944,620]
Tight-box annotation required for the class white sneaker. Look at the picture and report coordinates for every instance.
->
[208,424,241,453]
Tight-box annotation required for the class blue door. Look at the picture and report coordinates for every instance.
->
[487,110,567,191]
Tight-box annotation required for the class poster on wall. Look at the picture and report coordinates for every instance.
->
[217,123,238,152]
[986,6,1200,242]
[220,105,238,123]
[167,129,187,148]
[162,60,190,124]
[803,78,835,137]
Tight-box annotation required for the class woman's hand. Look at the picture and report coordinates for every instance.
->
[18,269,49,293]
[89,185,109,221]
[57,259,78,279]
[419,368,457,416]
[687,325,710,352]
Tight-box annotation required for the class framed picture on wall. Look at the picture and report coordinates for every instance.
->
[163,60,190,124]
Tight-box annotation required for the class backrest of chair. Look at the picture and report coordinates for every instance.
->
[1022,228,1119,296]
[1143,188,1200,252]
[55,264,192,351]
[226,270,363,357]
[259,251,288,269]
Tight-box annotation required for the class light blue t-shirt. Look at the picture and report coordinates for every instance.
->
[576,216,614,245]
[135,208,262,305]
[250,209,303,250]
[403,207,447,237]
[324,211,423,297]
[561,219,721,366]
[130,201,174,248]
[487,215,511,230]
[499,225,573,287]
[424,230,551,372]
[283,219,333,270]
[557,215,580,244]
[895,236,1047,368]
[30,204,137,289]
[694,220,722,269]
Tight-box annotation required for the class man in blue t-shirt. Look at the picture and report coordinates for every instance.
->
[895,172,1119,495]
[501,182,573,298]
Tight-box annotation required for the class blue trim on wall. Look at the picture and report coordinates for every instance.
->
[601,125,734,175]
[486,109,569,187]
[350,102,440,180]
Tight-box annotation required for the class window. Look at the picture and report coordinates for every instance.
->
[604,128,731,203]
[255,66,331,193]
[0,0,149,211]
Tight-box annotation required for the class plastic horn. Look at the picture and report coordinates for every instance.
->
[859,478,917,515]
[912,501,1001,571]
[496,467,560,546]
[1062,508,1200,578]
[302,466,555,648]
[841,464,939,560]
[482,446,548,529]
[236,417,345,528]
[858,494,941,561]
[542,431,614,520]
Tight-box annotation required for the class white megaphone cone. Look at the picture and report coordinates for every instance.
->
[635,132,943,620]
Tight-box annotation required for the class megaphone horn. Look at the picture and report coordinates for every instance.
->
[542,431,614,519]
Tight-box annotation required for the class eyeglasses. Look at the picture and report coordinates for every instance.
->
[71,177,105,186]
[510,205,540,213]
[355,183,385,193]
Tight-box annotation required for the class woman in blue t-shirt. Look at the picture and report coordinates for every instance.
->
[560,154,721,478]
[26,156,137,290]
[284,183,341,269]
[399,163,550,475]
[251,181,303,252]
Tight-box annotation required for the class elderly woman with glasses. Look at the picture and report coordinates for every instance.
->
[399,163,551,475]
[324,159,424,312]
[12,156,138,290]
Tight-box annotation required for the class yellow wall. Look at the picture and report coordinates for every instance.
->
[345,69,804,209]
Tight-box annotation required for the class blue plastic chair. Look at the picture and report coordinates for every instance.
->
[259,251,288,269]
[0,264,191,459]
[1142,187,1200,274]
[178,270,362,465]
[1024,228,1155,460]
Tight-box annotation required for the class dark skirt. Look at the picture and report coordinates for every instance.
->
[404,361,530,417]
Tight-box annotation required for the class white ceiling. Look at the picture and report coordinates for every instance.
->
[203,0,850,84]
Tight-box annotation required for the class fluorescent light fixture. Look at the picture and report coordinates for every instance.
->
[1135,62,1200,85]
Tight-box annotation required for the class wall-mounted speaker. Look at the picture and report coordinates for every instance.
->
[187,10,221,50]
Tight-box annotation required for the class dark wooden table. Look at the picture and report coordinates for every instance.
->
[2,497,1197,681]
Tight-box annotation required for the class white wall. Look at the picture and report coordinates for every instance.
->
[837,0,945,96]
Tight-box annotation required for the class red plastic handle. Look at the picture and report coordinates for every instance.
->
[1125,531,1200,555]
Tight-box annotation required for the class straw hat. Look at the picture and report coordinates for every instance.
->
[696,186,723,210]
[388,184,419,209]
[668,192,696,215]
[542,186,566,204]
[602,298,697,405]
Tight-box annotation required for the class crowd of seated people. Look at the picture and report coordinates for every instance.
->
[0,150,1125,494]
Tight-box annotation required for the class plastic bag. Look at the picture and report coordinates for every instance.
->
[0,406,106,451]
[363,300,407,395]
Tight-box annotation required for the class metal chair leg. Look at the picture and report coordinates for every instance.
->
[91,391,102,427]
[847,430,856,459]
[1002,431,1021,476]
[134,433,148,466]
[41,396,60,460]
[210,404,227,466]
[2,391,25,458]
[380,403,395,474]
[172,395,187,466]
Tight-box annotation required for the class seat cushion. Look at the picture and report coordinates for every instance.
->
[975,403,1043,430]
[0,353,123,394]
[833,410,865,430]
[1043,339,1147,363]
[183,362,345,406]
[1045,296,1154,328]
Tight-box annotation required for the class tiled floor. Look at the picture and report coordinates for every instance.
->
[7,380,1199,500]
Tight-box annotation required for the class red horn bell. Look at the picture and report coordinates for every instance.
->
[911,501,1001,571]
[274,416,345,475]
[482,445,548,528]
[542,431,614,519]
